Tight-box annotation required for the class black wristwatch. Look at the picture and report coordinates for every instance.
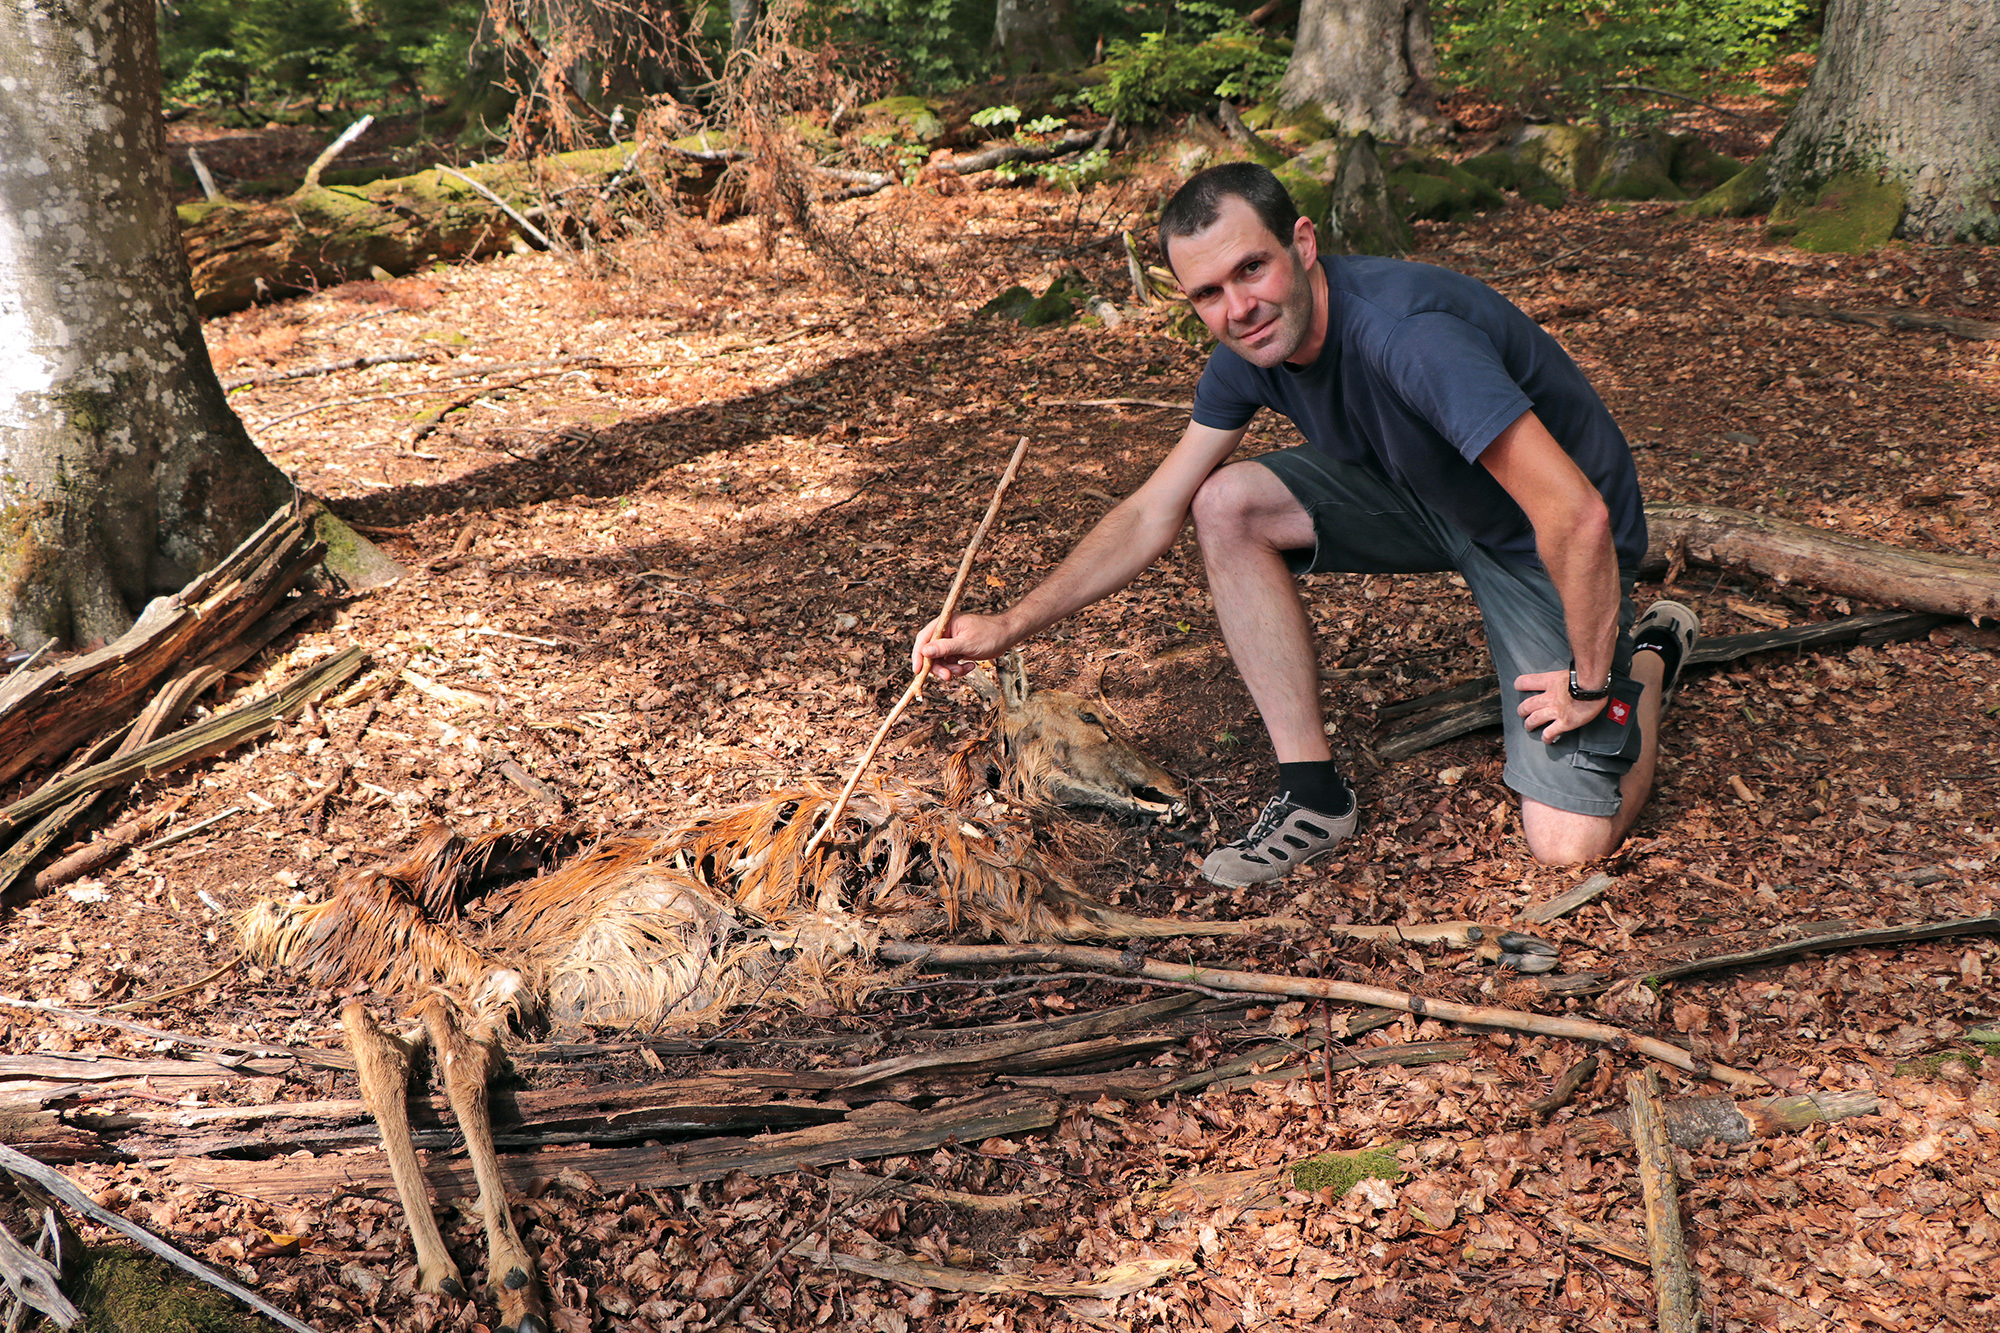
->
[1567,659,1610,701]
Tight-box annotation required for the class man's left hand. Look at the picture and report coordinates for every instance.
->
[1514,669,1607,744]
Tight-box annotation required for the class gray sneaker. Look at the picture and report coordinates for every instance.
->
[1632,600,1700,709]
[1200,792,1358,888]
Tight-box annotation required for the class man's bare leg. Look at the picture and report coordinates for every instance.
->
[1189,461,1328,762]
[1520,646,1667,863]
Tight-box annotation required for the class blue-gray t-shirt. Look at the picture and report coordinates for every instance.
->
[1190,256,1646,570]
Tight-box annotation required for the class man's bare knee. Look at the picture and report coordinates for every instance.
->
[1522,810,1621,865]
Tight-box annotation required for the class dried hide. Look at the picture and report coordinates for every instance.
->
[242,777,1252,1034]
[961,651,1187,822]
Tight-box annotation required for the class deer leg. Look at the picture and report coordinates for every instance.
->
[417,996,549,1333]
[339,1002,467,1299]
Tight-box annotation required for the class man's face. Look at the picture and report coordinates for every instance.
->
[1166,196,1319,368]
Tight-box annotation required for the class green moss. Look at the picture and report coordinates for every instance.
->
[1289,1146,1405,1195]
[1273,164,1333,246]
[979,274,1086,327]
[1670,136,1745,197]
[1895,1050,1982,1080]
[1588,134,1685,201]
[1682,153,1774,218]
[75,1246,279,1332]
[1387,158,1505,222]
[1768,170,1905,253]
[1507,124,1602,192]
[857,96,944,144]
[1243,101,1335,147]
[1458,151,1565,209]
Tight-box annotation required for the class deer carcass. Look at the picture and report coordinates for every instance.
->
[242,754,1268,1328]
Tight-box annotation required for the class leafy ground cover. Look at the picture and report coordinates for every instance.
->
[2,102,1998,1331]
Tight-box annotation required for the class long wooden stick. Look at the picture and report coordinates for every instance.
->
[875,940,1767,1090]
[0,1144,321,1333]
[796,437,1030,865]
[1628,1069,1700,1332]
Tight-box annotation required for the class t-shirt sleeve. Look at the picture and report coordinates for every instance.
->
[1377,312,1534,463]
[1190,351,1263,431]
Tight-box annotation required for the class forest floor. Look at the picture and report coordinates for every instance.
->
[4,83,2000,1333]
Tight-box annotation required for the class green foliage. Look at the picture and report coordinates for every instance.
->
[814,0,995,89]
[973,107,1110,189]
[161,0,484,118]
[1082,1,1290,125]
[1434,0,1814,126]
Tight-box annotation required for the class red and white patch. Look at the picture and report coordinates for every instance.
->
[1608,697,1632,726]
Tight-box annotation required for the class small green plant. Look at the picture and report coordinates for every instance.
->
[1082,0,1290,125]
[970,106,1110,189]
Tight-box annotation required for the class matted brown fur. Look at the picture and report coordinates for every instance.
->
[242,777,1236,1033]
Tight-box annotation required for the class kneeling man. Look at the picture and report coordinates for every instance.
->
[915,162,1697,883]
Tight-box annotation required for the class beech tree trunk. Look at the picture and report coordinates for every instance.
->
[0,0,297,652]
[992,0,1079,75]
[1768,0,2000,242]
[1276,0,1440,142]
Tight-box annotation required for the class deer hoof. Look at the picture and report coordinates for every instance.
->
[436,1276,469,1300]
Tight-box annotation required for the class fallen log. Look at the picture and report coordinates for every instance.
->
[1773,298,2000,340]
[1628,1070,1700,1333]
[876,940,1767,1089]
[1375,609,1948,762]
[1566,1088,1878,1152]
[1642,503,2000,619]
[162,1088,1062,1203]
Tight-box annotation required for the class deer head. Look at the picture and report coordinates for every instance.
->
[967,651,1187,822]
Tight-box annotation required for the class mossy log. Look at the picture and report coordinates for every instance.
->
[176,146,703,317]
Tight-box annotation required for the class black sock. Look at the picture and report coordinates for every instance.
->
[1633,624,1685,689]
[1276,761,1353,816]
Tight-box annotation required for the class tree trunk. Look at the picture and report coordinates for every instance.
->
[1276,0,1441,142]
[0,0,298,652]
[1767,0,2000,243]
[992,0,1079,75]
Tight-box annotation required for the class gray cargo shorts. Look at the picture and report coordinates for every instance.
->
[1254,448,1640,819]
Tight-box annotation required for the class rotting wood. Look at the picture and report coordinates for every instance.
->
[1376,609,1949,761]
[163,1088,1062,1203]
[1566,1089,1878,1151]
[806,1250,1190,1299]
[1527,1054,1599,1115]
[0,1053,292,1082]
[1773,298,2000,340]
[0,503,327,787]
[835,991,1194,1089]
[1539,914,2000,997]
[0,1144,321,1333]
[1549,1210,1649,1266]
[1187,1039,1473,1098]
[1521,873,1615,925]
[1642,503,2000,618]
[875,941,1766,1089]
[1627,1069,1699,1333]
[827,1168,1028,1212]
[0,647,364,845]
[0,1219,78,1330]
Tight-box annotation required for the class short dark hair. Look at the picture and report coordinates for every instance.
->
[1157,162,1300,272]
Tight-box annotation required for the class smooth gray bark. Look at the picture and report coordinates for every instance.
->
[0,0,297,651]
[993,0,1079,75]
[1769,0,2000,242]
[1276,0,1440,142]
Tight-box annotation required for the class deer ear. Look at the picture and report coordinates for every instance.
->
[997,650,1031,710]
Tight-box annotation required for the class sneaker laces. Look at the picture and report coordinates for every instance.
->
[1227,795,1298,850]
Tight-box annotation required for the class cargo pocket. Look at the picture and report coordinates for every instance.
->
[1568,674,1644,776]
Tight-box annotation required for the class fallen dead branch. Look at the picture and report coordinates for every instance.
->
[1566,1089,1877,1151]
[0,1219,77,1330]
[0,1144,320,1333]
[807,1251,1189,1299]
[1643,503,2000,619]
[1774,298,2000,340]
[876,941,1767,1088]
[1628,1069,1700,1333]
[1539,914,2000,997]
[1377,610,1950,761]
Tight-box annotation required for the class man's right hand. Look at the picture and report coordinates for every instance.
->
[912,612,1014,682]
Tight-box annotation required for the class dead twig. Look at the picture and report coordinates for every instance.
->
[1628,1069,1699,1332]
[876,940,1766,1089]
[797,436,1030,864]
[0,1145,321,1333]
